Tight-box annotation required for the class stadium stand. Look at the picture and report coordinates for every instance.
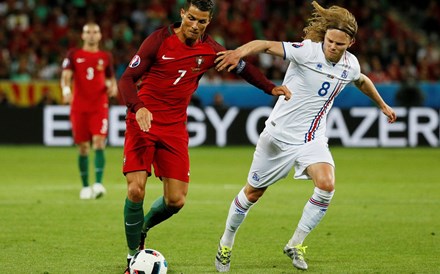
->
[0,0,438,106]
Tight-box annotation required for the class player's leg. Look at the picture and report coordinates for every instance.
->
[125,171,148,257]
[91,134,107,198]
[90,111,108,198]
[216,130,294,272]
[77,141,91,185]
[215,184,265,272]
[143,178,188,233]
[71,112,93,199]
[77,141,92,199]
[142,125,190,233]
[285,141,335,270]
[122,116,155,271]
[292,163,335,244]
[220,184,265,248]
[285,163,334,270]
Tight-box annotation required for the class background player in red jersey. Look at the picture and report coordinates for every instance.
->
[118,0,291,271]
[61,22,118,200]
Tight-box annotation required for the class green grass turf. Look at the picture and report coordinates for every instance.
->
[0,145,439,273]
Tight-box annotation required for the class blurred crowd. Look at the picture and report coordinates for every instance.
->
[0,0,439,85]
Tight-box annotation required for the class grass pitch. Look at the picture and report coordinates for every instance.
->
[0,145,439,273]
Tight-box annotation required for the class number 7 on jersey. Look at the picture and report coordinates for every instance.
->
[173,70,187,85]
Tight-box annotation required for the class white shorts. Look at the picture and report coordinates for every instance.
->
[247,130,335,188]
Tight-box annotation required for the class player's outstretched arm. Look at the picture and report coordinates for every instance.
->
[215,40,284,72]
[354,73,397,123]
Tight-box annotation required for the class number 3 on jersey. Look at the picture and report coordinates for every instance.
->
[173,70,187,85]
[86,67,94,80]
[318,81,330,96]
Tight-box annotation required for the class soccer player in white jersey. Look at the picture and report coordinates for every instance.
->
[213,1,397,272]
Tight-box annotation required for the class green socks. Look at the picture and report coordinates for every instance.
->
[78,150,105,187]
[78,155,88,187]
[94,149,105,183]
[124,198,144,254]
[143,196,180,231]
[124,196,181,255]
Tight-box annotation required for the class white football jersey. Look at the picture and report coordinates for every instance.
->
[265,39,361,144]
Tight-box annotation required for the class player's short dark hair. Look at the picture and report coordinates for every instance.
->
[185,0,215,16]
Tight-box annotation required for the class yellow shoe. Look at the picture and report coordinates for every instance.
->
[215,243,232,272]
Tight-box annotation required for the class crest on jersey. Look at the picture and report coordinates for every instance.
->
[97,58,104,71]
[341,70,348,79]
[191,56,204,72]
[129,55,141,68]
[292,42,304,48]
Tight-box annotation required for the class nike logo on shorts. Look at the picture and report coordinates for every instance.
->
[162,55,175,60]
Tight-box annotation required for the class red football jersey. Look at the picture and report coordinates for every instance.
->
[119,23,276,125]
[62,49,114,112]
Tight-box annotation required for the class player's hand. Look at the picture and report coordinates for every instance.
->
[272,85,291,101]
[106,79,118,98]
[107,86,117,98]
[215,50,241,72]
[136,107,153,132]
[62,93,72,105]
[381,104,397,123]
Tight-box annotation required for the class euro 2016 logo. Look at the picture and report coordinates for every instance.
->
[129,55,141,68]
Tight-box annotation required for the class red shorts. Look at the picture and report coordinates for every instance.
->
[123,116,190,183]
[70,109,108,144]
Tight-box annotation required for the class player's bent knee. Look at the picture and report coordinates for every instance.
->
[165,197,185,211]
[314,175,335,192]
[127,184,145,202]
[316,181,335,192]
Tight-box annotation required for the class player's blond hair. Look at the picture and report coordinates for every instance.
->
[303,1,358,42]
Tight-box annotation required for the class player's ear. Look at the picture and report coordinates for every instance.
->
[349,38,355,48]
[180,8,185,19]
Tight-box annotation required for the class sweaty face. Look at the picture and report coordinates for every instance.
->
[180,5,211,44]
[322,29,353,63]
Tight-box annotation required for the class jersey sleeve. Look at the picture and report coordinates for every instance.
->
[118,29,166,113]
[204,35,275,95]
[61,49,76,71]
[283,39,314,64]
[351,56,362,81]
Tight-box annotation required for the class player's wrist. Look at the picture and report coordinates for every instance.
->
[62,86,71,96]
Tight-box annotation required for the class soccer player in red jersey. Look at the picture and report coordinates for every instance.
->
[118,0,291,271]
[61,22,118,200]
